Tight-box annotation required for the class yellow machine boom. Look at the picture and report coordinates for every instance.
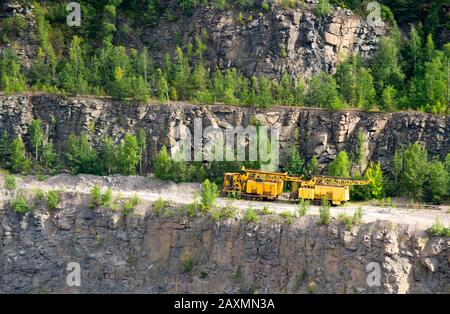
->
[222,168,369,205]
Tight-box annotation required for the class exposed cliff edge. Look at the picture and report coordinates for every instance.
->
[0,190,448,294]
[0,94,448,172]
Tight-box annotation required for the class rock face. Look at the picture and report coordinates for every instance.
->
[140,4,385,79]
[0,94,449,172]
[0,193,448,293]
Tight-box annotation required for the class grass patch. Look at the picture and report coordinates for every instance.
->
[260,205,272,215]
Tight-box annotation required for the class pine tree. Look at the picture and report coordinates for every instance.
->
[10,137,30,174]
[100,136,116,175]
[154,145,171,180]
[285,147,304,176]
[41,142,57,169]
[65,133,99,174]
[371,36,405,93]
[307,73,342,109]
[173,47,191,100]
[424,158,448,204]
[156,68,169,102]
[356,68,376,111]
[401,142,428,200]
[0,130,10,168]
[60,36,89,94]
[381,86,398,111]
[28,119,44,162]
[137,129,147,175]
[0,49,26,93]
[117,133,140,175]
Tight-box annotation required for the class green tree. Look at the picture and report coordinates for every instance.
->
[117,133,140,175]
[365,162,383,199]
[173,47,191,99]
[0,130,10,167]
[356,68,376,110]
[65,133,99,174]
[315,0,332,16]
[352,130,365,175]
[381,86,398,111]
[307,73,343,110]
[10,137,30,174]
[306,156,319,176]
[154,145,171,180]
[137,129,147,175]
[100,136,116,175]
[285,147,304,176]
[329,151,350,178]
[28,119,45,162]
[60,36,89,94]
[423,54,447,111]
[371,35,405,93]
[401,142,428,200]
[0,49,26,93]
[424,158,448,204]
[201,179,218,211]
[155,68,169,102]
[41,142,57,169]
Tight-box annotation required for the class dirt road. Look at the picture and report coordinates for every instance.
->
[3,173,449,231]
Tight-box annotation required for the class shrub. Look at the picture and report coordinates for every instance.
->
[298,199,310,216]
[319,197,331,225]
[102,188,113,207]
[4,174,16,190]
[89,185,113,208]
[227,190,240,200]
[182,256,194,272]
[11,195,30,213]
[187,192,200,217]
[243,207,260,223]
[46,190,60,210]
[89,185,102,208]
[427,218,450,237]
[201,179,218,212]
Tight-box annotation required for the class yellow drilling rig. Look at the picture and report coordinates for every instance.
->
[222,168,369,205]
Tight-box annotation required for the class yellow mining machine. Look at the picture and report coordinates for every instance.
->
[222,168,369,205]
